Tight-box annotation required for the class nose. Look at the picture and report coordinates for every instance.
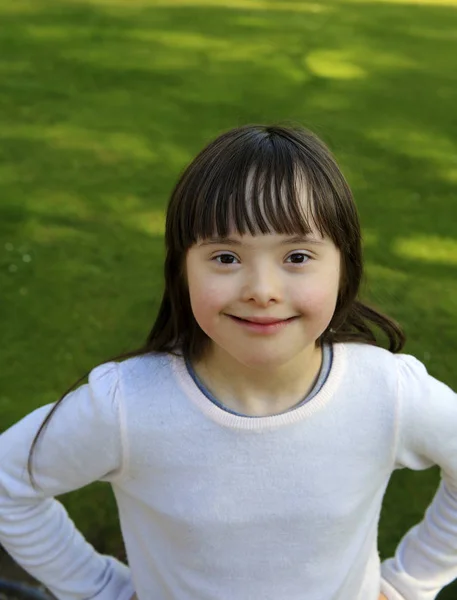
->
[241,264,283,306]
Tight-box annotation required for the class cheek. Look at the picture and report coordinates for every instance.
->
[294,288,333,313]
[293,270,340,313]
[187,277,231,325]
[185,254,231,332]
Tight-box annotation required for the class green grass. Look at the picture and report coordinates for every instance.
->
[1,0,457,596]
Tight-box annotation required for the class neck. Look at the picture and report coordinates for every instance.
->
[192,342,323,417]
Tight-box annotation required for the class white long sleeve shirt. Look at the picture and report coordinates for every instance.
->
[0,342,456,600]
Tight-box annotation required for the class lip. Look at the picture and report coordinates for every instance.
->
[229,316,296,324]
[227,314,298,334]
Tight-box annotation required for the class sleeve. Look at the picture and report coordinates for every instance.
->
[380,354,457,600]
[0,362,136,600]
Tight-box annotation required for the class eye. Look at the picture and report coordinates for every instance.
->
[213,253,239,265]
[286,252,311,264]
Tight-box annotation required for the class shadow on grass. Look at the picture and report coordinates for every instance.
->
[0,0,457,596]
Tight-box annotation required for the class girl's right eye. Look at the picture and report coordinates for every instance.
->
[213,253,239,265]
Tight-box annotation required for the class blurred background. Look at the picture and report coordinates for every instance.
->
[0,0,456,597]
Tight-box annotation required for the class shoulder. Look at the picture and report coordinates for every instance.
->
[342,342,423,371]
[341,341,400,375]
[340,342,451,395]
[393,353,455,404]
[342,341,394,362]
[338,342,430,394]
[94,352,176,396]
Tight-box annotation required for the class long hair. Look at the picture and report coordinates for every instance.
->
[28,123,405,484]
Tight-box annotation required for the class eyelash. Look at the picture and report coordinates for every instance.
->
[212,252,312,266]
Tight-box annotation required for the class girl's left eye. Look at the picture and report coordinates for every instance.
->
[286,252,311,264]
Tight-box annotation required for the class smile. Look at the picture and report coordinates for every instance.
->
[227,315,298,334]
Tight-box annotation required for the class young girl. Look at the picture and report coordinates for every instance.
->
[0,124,456,600]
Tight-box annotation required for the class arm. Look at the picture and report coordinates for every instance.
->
[380,355,457,600]
[0,362,135,600]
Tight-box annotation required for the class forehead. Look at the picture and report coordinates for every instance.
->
[197,231,328,251]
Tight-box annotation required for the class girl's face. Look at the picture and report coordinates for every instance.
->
[185,228,341,370]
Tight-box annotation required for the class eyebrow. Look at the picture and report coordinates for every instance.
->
[198,235,326,247]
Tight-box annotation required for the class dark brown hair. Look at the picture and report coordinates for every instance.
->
[28,123,405,484]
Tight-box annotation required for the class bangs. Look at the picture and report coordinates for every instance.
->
[169,126,346,250]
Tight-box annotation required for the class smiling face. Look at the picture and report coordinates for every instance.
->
[166,126,362,371]
[185,229,341,370]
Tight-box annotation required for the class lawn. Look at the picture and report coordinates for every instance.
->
[1,0,457,596]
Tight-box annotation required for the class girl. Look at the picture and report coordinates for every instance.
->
[0,124,456,600]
